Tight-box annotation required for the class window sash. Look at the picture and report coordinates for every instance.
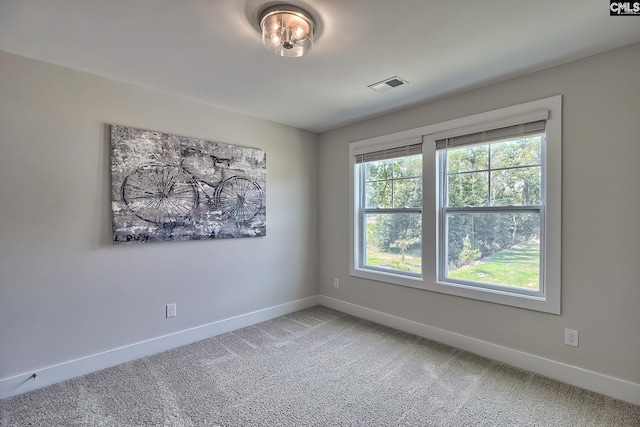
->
[364,207,422,214]
[443,206,541,213]
[360,210,423,276]
[441,134,544,209]
[439,207,544,296]
[356,148,423,278]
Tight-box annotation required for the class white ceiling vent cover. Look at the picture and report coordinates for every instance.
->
[368,76,409,92]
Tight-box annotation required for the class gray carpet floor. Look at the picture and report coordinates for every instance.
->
[1,306,639,426]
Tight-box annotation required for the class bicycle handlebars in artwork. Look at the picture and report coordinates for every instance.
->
[110,125,266,244]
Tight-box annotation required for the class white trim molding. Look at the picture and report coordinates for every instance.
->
[0,296,318,399]
[318,295,640,406]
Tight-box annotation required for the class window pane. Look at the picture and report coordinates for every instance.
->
[447,172,488,207]
[365,155,422,208]
[491,136,541,169]
[491,166,541,206]
[447,145,488,173]
[393,154,421,178]
[445,211,540,291]
[365,212,421,274]
[394,178,422,208]
[365,181,392,208]
[365,159,393,182]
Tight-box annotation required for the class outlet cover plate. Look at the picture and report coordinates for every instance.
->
[166,303,177,318]
[564,328,579,347]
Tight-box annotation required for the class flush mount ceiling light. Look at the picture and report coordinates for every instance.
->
[259,4,316,57]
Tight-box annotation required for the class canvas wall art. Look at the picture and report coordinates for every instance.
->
[111,125,266,244]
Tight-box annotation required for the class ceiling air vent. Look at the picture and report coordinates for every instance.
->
[368,76,409,92]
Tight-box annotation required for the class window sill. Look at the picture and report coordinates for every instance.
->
[350,268,559,314]
[426,280,559,314]
[351,266,424,289]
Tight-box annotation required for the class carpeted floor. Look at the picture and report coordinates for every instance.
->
[1,306,639,426]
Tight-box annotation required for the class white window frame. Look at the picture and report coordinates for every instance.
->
[350,95,561,314]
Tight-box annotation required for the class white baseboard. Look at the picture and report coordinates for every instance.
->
[318,295,640,406]
[0,296,318,400]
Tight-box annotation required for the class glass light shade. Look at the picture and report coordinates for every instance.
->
[260,6,315,57]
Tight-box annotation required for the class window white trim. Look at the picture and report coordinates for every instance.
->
[350,95,561,314]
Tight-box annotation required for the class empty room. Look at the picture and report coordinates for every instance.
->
[1,1,639,425]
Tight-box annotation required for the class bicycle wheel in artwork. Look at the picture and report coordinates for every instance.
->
[122,165,199,224]
[216,177,264,222]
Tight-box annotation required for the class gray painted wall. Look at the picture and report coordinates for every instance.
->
[0,51,318,378]
[318,43,640,384]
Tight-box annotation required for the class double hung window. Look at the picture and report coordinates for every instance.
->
[350,96,561,313]
[354,143,423,278]
[436,121,546,296]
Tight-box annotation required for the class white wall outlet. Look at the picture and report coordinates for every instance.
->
[564,328,579,347]
[166,303,177,318]
[334,278,339,288]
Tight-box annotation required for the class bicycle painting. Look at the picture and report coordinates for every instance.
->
[110,125,266,244]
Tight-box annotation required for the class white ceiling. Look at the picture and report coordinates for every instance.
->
[1,0,639,133]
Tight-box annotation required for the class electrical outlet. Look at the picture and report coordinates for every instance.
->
[166,303,177,318]
[564,328,579,347]
[334,278,339,288]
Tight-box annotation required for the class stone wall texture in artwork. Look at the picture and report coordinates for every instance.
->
[111,125,266,243]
